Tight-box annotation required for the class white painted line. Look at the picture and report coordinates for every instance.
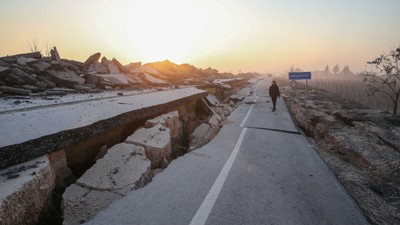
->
[189,128,248,225]
[240,96,258,128]
[189,81,259,225]
[253,80,262,95]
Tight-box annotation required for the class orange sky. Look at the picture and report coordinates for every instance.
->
[0,0,399,74]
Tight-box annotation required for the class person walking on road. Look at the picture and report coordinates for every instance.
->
[269,80,281,112]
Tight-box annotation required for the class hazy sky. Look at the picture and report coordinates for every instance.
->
[0,0,399,74]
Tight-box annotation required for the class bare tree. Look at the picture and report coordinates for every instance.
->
[360,46,400,114]
[27,37,40,53]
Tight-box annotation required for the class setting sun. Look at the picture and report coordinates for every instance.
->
[124,0,206,63]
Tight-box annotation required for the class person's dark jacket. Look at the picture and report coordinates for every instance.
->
[269,84,280,99]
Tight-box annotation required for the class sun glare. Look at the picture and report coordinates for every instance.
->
[126,0,206,63]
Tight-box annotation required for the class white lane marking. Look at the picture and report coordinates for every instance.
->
[189,81,261,225]
[189,128,248,225]
[254,80,262,94]
[240,96,258,128]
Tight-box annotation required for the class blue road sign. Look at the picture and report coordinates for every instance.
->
[288,72,311,80]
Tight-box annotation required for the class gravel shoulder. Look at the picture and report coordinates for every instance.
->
[276,78,400,225]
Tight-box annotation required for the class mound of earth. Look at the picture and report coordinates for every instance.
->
[277,78,400,225]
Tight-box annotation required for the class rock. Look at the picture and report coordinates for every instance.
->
[97,74,130,85]
[83,53,101,71]
[50,47,61,61]
[189,123,219,151]
[125,124,172,168]
[77,143,150,194]
[125,62,142,71]
[38,76,57,88]
[46,69,85,87]
[11,67,37,85]
[45,87,77,95]
[21,84,40,92]
[230,94,245,101]
[47,149,72,186]
[145,111,181,140]
[0,51,42,61]
[236,88,251,96]
[73,84,95,92]
[16,56,37,66]
[0,60,10,67]
[88,62,109,74]
[105,60,120,74]
[62,143,150,225]
[0,86,32,95]
[141,73,168,85]
[208,115,221,126]
[0,156,55,225]
[62,184,120,225]
[206,93,220,106]
[112,58,130,74]
[243,96,255,104]
[125,74,143,84]
[100,56,108,66]
[130,65,162,76]
[31,61,51,72]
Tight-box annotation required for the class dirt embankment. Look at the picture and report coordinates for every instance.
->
[276,78,400,225]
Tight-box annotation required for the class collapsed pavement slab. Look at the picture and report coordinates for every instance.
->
[144,111,181,140]
[0,156,55,225]
[0,87,207,170]
[125,124,172,169]
[62,143,150,225]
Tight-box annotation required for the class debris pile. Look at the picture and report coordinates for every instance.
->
[0,49,258,97]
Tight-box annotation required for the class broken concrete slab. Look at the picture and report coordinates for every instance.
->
[124,74,143,84]
[62,184,120,225]
[125,124,172,168]
[112,58,130,74]
[206,93,220,106]
[83,53,101,71]
[76,143,150,194]
[0,156,55,225]
[50,47,61,62]
[62,143,150,225]
[105,60,120,74]
[129,66,161,76]
[46,69,85,87]
[16,56,37,66]
[87,62,109,74]
[189,123,219,151]
[145,111,181,140]
[125,62,142,71]
[141,73,168,85]
[31,61,51,72]
[230,94,245,101]
[0,86,32,95]
[97,74,130,85]
[11,67,37,84]
[0,87,207,170]
[236,87,251,96]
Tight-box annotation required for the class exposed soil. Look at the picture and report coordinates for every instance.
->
[276,78,400,225]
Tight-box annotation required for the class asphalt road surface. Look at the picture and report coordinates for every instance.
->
[85,79,369,225]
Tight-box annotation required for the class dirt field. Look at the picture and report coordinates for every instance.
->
[275,77,400,225]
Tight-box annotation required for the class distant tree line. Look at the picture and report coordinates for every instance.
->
[323,64,354,76]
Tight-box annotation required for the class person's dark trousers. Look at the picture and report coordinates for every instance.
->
[271,97,277,111]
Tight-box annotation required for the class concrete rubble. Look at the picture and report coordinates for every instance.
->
[0,49,261,225]
[62,143,151,225]
[0,50,259,97]
[125,124,172,169]
[0,156,55,225]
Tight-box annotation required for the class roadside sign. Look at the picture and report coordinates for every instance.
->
[288,72,311,80]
